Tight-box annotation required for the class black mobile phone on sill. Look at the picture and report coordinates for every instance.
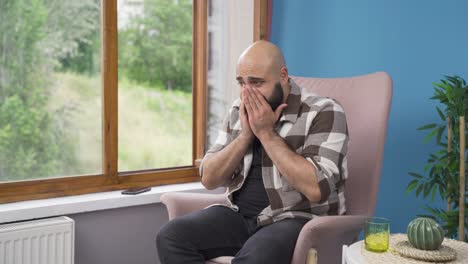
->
[121,187,152,195]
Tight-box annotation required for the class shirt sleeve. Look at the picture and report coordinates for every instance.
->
[199,104,237,178]
[301,98,349,203]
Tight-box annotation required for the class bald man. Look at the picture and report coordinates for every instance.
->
[156,41,349,264]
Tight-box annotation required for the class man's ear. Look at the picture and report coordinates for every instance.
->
[280,66,289,83]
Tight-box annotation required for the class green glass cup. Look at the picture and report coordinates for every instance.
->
[364,217,390,252]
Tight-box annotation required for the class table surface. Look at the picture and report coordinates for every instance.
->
[345,240,365,264]
[344,234,468,264]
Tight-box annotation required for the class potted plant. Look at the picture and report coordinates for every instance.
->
[407,75,468,242]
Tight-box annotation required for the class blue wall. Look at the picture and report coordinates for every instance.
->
[271,0,468,233]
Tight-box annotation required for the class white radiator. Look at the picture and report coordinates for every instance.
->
[0,216,74,264]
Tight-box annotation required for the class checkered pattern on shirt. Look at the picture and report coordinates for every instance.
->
[200,79,349,226]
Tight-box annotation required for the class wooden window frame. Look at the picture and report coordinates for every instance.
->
[0,0,267,204]
[254,0,269,41]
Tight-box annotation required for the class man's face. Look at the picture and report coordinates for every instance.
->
[267,81,284,111]
[236,63,284,111]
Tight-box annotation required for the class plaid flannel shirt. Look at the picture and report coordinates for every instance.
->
[200,79,349,226]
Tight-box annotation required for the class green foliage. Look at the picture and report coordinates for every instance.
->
[0,0,89,180]
[54,0,101,75]
[407,75,468,241]
[431,76,468,117]
[0,95,78,179]
[422,205,468,241]
[59,30,101,75]
[119,0,192,91]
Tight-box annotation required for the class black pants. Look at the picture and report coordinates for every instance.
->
[156,206,308,264]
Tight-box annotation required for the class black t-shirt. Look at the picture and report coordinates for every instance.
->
[232,138,270,217]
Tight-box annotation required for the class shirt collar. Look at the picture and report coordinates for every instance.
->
[279,79,301,124]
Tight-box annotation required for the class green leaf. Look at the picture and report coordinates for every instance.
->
[406,179,419,193]
[425,206,446,220]
[446,76,460,86]
[423,163,431,172]
[439,184,444,199]
[431,184,437,201]
[416,184,424,197]
[424,128,438,143]
[434,82,449,91]
[436,106,446,121]
[409,172,424,179]
[423,183,431,198]
[418,123,437,130]
[436,126,445,144]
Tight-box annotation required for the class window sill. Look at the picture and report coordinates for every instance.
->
[0,182,220,224]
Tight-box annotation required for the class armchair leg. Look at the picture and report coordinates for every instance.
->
[306,248,318,264]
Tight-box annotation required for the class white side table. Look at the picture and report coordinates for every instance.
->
[342,240,365,264]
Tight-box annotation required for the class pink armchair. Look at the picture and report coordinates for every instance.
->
[161,72,393,264]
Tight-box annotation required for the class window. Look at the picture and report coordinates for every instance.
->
[0,0,205,203]
[0,0,266,204]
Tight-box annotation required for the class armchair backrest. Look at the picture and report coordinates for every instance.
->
[291,72,392,216]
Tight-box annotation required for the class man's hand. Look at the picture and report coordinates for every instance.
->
[242,87,287,141]
[239,101,255,143]
[200,101,254,189]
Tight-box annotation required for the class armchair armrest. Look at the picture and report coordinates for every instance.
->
[291,215,366,264]
[160,192,226,220]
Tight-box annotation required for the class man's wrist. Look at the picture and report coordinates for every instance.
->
[257,129,277,144]
[237,133,253,146]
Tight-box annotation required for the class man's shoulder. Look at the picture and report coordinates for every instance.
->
[231,98,241,108]
[223,98,241,130]
[227,98,241,118]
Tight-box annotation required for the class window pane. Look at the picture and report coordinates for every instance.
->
[206,0,229,149]
[117,0,193,171]
[0,0,102,182]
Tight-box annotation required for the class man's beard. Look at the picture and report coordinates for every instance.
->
[265,81,284,111]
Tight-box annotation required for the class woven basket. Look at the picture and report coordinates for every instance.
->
[393,240,456,262]
[361,233,468,263]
